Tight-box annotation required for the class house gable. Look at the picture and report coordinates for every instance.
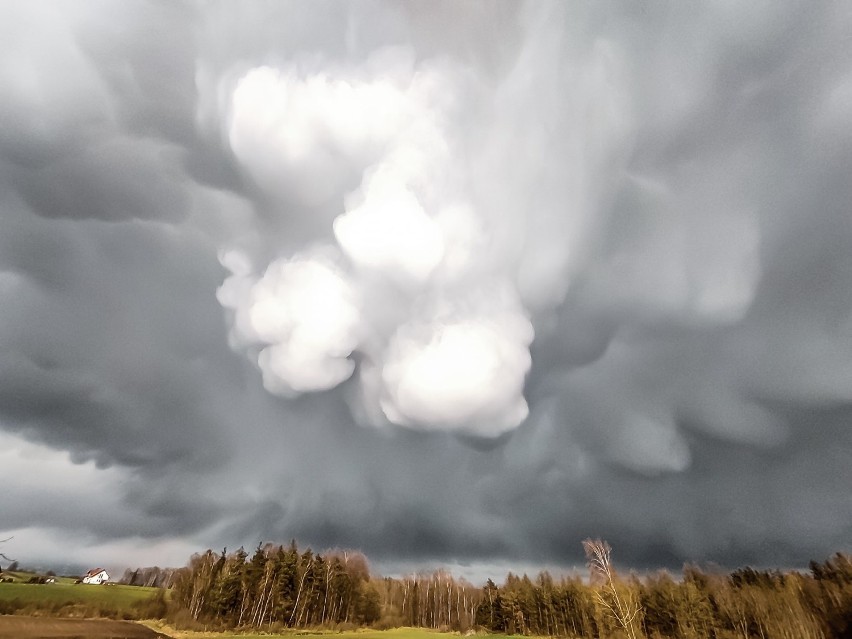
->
[81,568,109,584]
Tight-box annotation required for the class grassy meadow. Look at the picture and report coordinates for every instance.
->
[0,572,164,618]
[0,580,160,606]
[0,570,77,585]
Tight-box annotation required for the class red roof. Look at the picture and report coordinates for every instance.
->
[85,568,107,577]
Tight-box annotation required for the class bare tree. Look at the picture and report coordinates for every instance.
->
[0,536,15,572]
[582,538,643,639]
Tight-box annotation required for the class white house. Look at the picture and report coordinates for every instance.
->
[82,568,109,584]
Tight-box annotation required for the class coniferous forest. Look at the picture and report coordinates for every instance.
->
[148,540,852,638]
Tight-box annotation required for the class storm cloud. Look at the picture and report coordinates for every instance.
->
[1,0,851,578]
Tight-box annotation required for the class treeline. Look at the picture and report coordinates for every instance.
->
[158,541,852,638]
[119,566,179,588]
[475,553,852,639]
[169,542,381,629]
[472,560,851,639]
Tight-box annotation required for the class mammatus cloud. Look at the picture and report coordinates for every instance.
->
[378,289,533,437]
[219,249,361,395]
[216,8,767,444]
[228,62,411,206]
[334,167,446,282]
[1,0,851,575]
[219,53,537,436]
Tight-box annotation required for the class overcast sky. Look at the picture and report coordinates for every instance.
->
[1,0,851,581]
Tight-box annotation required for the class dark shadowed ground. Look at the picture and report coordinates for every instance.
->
[0,615,172,638]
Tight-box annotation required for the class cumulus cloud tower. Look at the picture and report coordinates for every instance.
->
[220,54,537,436]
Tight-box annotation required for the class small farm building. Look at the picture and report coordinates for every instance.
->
[82,568,109,584]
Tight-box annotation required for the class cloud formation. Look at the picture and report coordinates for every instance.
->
[219,249,361,394]
[219,51,538,434]
[0,0,851,576]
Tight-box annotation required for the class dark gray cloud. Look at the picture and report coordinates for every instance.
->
[1,0,851,578]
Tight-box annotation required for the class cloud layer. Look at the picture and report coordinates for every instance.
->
[0,0,851,575]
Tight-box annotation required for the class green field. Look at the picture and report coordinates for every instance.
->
[1,579,532,639]
[0,579,161,608]
[0,570,77,584]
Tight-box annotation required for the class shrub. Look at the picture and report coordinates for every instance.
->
[133,589,167,620]
[169,607,207,631]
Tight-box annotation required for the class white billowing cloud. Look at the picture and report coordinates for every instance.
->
[372,284,534,436]
[380,311,533,437]
[228,53,463,284]
[227,55,417,205]
[218,51,542,435]
[328,57,472,284]
[216,249,261,350]
[219,250,361,395]
[334,165,445,281]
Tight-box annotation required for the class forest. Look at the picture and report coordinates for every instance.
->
[135,539,852,639]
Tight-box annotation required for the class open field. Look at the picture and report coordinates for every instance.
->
[0,580,161,607]
[0,571,77,584]
[0,615,172,638]
[0,578,166,622]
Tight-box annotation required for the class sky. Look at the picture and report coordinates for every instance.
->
[1,0,851,582]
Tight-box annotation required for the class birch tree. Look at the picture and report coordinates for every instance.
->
[583,538,643,639]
